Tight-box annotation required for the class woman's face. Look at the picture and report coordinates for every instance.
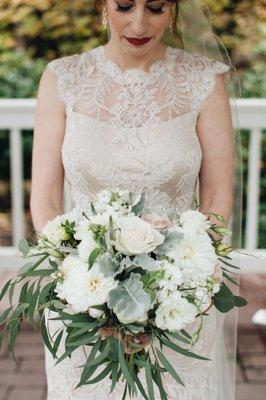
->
[105,0,172,52]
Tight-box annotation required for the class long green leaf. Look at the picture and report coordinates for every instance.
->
[118,341,136,393]
[84,362,113,384]
[0,306,13,326]
[145,360,155,400]
[0,279,12,302]
[156,347,184,387]
[160,336,210,361]
[109,361,119,394]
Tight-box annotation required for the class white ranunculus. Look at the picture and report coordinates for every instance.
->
[77,231,98,261]
[155,292,197,331]
[167,231,217,278]
[56,259,118,313]
[180,210,211,235]
[158,260,183,291]
[113,215,165,256]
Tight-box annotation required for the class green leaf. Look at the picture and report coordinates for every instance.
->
[132,369,150,400]
[17,262,33,275]
[18,238,30,256]
[166,330,191,345]
[77,338,102,387]
[0,279,12,302]
[234,296,248,307]
[0,306,13,326]
[40,313,54,356]
[222,270,239,286]
[213,282,235,313]
[160,336,210,361]
[118,340,136,392]
[88,248,102,270]
[19,254,49,277]
[18,281,30,304]
[109,361,119,394]
[84,362,113,384]
[53,329,64,357]
[21,269,52,277]
[0,331,3,349]
[156,347,184,387]
[145,360,155,400]
[152,362,168,400]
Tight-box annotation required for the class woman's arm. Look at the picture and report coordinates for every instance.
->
[30,66,66,232]
[196,74,235,233]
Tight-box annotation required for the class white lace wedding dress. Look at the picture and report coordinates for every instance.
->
[44,44,234,399]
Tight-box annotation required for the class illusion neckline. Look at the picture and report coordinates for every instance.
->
[96,44,175,77]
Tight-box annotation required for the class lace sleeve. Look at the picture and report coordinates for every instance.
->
[187,52,230,116]
[46,53,82,113]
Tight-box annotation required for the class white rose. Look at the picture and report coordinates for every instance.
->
[180,210,211,235]
[155,292,197,331]
[113,215,164,256]
[77,231,98,261]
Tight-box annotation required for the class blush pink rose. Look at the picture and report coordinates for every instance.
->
[141,213,172,230]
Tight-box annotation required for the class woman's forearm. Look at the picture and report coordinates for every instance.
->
[30,200,63,233]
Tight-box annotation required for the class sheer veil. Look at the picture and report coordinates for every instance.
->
[103,1,243,398]
[165,1,243,399]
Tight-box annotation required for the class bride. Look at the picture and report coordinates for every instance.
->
[30,0,241,399]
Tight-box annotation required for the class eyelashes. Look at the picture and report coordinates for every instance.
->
[114,2,165,14]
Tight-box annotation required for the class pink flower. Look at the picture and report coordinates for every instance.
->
[141,213,172,230]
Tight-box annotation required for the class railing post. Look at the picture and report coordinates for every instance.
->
[245,128,262,250]
[10,128,24,248]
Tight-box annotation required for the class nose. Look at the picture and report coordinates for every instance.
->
[131,10,147,37]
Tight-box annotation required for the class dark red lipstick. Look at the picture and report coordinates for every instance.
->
[125,37,152,46]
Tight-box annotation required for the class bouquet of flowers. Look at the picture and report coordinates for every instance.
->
[0,188,247,399]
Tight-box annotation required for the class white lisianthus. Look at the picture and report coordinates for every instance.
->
[77,231,98,261]
[167,231,217,278]
[113,215,164,256]
[180,210,211,235]
[158,260,183,291]
[55,258,118,313]
[155,292,198,331]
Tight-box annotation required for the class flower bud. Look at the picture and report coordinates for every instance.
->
[215,242,233,257]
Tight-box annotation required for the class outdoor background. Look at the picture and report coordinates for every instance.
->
[0,1,265,400]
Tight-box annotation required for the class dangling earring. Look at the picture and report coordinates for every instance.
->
[168,5,176,33]
[102,6,108,29]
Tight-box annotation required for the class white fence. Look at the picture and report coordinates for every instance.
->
[0,98,266,272]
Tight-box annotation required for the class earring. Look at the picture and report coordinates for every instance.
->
[168,6,175,33]
[102,6,108,29]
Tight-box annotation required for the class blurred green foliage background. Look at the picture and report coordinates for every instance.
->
[0,0,265,247]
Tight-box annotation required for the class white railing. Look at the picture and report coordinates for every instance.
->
[0,98,266,272]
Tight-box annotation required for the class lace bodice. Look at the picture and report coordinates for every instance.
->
[47,44,230,214]
[44,45,232,400]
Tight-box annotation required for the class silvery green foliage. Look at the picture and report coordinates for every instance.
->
[107,273,152,323]
[133,253,161,271]
[154,230,184,255]
[97,253,123,278]
[131,191,145,216]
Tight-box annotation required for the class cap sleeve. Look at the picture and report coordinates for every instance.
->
[187,52,230,115]
[46,53,82,113]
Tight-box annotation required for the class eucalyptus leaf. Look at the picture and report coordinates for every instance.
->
[18,238,30,256]
[213,282,235,313]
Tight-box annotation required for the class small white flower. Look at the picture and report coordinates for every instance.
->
[158,260,183,291]
[180,210,211,235]
[77,231,98,261]
[113,215,164,255]
[155,292,197,331]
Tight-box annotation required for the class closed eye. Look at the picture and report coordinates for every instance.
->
[115,2,165,14]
